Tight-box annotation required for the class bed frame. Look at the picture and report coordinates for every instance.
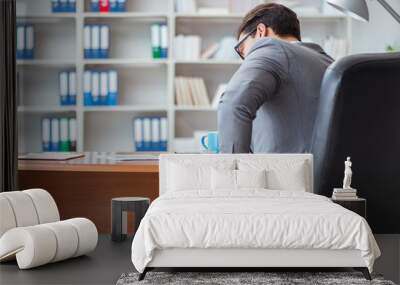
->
[139,154,371,281]
[140,248,370,280]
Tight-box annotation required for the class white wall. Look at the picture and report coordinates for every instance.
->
[351,0,400,53]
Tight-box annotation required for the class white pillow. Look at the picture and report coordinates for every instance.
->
[211,169,267,190]
[236,169,267,189]
[237,159,309,192]
[211,168,236,190]
[167,159,235,192]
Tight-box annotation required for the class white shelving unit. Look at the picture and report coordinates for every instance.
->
[17,0,352,153]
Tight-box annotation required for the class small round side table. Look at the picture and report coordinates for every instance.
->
[111,197,150,242]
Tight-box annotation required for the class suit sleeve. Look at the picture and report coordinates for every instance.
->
[218,45,287,153]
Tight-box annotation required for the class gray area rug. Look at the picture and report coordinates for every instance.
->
[117,272,396,285]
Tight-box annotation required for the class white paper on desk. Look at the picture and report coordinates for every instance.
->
[108,152,159,161]
[19,152,84,160]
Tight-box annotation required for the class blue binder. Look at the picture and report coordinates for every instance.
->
[150,117,160,151]
[117,0,126,12]
[16,25,24,59]
[99,25,110,59]
[42,118,51,151]
[51,0,61,12]
[84,70,92,106]
[160,117,168,151]
[24,25,34,59]
[91,25,101,59]
[59,71,69,106]
[91,0,100,12]
[142,117,152,151]
[109,0,118,12]
[108,70,118,105]
[91,72,100,105]
[50,118,60,151]
[134,118,144,151]
[67,0,76,12]
[59,0,68,13]
[68,71,77,105]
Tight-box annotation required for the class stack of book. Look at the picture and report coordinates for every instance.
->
[90,0,127,12]
[59,70,77,106]
[84,25,110,59]
[133,117,168,152]
[42,117,77,152]
[175,77,210,107]
[83,70,118,106]
[332,188,358,200]
[16,24,34,60]
[51,0,76,13]
[174,35,201,60]
[151,24,168,59]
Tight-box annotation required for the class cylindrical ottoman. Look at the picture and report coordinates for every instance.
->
[111,197,150,242]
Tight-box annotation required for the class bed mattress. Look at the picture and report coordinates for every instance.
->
[131,190,380,273]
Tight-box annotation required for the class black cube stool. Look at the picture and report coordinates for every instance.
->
[111,197,150,242]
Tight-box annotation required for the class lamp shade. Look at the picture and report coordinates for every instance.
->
[327,0,370,22]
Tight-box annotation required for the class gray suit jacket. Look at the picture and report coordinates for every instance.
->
[218,38,333,153]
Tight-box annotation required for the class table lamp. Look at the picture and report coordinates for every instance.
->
[327,0,400,23]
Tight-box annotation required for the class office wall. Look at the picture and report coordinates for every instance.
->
[352,0,400,53]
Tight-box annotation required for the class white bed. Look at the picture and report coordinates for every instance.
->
[131,154,380,280]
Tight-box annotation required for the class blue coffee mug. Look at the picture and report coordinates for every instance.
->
[201,131,220,153]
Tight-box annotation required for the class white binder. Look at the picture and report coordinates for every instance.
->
[60,118,69,145]
[108,70,118,105]
[151,24,161,58]
[151,117,160,149]
[100,71,108,105]
[84,70,92,105]
[68,71,77,104]
[91,25,100,57]
[160,24,168,58]
[143,118,151,150]
[42,118,51,151]
[100,25,109,58]
[17,25,25,58]
[134,118,143,151]
[108,70,117,93]
[68,118,77,151]
[59,71,69,105]
[25,25,34,58]
[91,72,100,105]
[51,118,60,151]
[160,117,168,141]
[84,25,91,57]
[160,117,168,150]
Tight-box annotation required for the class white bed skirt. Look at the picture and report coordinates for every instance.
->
[148,248,366,268]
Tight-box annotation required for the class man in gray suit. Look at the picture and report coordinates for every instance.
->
[218,3,333,153]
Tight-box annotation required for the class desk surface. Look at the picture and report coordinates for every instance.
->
[18,152,159,173]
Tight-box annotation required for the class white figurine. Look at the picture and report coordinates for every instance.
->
[343,157,353,189]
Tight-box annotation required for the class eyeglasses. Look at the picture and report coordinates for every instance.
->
[234,28,257,60]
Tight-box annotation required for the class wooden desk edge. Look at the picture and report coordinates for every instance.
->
[18,162,159,173]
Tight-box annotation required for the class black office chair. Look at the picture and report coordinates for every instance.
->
[311,52,400,234]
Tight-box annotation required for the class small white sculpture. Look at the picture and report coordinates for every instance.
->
[343,157,353,189]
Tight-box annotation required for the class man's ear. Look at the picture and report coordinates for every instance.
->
[256,23,268,37]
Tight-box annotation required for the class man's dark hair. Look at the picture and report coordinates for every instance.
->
[237,3,301,41]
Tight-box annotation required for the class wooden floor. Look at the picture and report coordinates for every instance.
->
[0,235,133,285]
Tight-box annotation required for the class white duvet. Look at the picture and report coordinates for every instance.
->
[131,190,380,273]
